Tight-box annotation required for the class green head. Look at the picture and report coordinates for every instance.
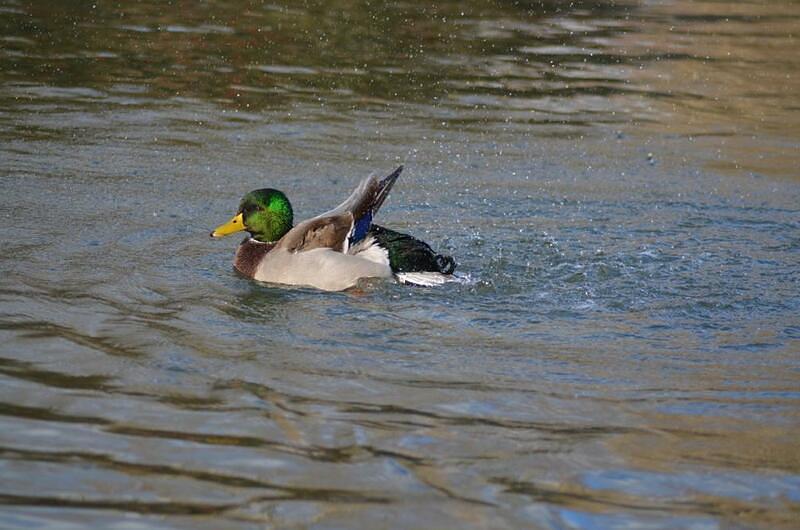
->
[211,188,293,242]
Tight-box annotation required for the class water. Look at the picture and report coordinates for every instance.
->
[1,1,799,528]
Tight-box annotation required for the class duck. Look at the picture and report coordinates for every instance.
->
[210,166,456,291]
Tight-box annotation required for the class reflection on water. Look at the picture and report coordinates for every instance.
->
[1,0,799,528]
[4,0,799,170]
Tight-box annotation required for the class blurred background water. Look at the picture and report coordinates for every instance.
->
[1,1,799,528]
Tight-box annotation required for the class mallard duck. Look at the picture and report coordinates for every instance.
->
[210,166,456,291]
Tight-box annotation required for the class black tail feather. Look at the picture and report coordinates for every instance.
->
[435,254,456,275]
[369,224,456,274]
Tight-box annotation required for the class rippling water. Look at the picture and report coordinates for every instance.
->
[1,1,799,528]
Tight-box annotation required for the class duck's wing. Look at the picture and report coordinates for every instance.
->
[278,214,353,253]
[277,166,402,253]
[322,165,401,219]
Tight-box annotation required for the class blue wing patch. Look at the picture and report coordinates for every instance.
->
[348,210,373,246]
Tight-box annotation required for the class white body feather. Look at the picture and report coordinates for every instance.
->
[395,272,454,287]
[253,238,392,291]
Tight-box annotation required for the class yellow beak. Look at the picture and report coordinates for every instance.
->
[210,212,245,238]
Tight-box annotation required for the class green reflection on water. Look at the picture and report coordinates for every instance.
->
[3,0,799,177]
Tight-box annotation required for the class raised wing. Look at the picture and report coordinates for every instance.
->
[276,166,402,254]
[320,165,402,221]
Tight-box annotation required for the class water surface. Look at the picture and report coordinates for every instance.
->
[1,1,799,528]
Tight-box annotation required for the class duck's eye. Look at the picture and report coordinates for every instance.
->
[241,205,258,217]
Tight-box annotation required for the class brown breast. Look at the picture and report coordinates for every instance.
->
[234,238,276,278]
